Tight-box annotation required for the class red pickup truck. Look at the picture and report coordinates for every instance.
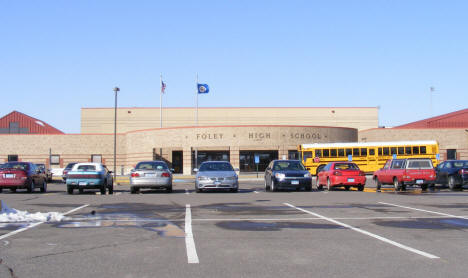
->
[373,158,436,191]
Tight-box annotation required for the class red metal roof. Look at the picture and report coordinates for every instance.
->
[395,108,468,129]
[0,111,64,134]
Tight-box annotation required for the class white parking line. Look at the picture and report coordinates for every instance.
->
[0,204,89,241]
[185,189,190,195]
[378,202,468,219]
[185,204,199,264]
[253,191,260,194]
[284,203,440,259]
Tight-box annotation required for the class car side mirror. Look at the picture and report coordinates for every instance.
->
[170,168,175,173]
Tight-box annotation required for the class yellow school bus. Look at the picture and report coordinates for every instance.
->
[298,140,440,175]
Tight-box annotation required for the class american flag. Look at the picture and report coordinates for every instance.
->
[161,80,166,94]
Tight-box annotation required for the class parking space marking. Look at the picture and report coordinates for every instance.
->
[284,203,440,259]
[185,204,199,264]
[253,190,260,194]
[0,204,89,241]
[379,202,468,220]
[185,189,190,195]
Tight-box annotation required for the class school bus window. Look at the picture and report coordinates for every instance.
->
[303,151,312,161]
[323,149,330,157]
[391,147,397,155]
[398,147,404,155]
[353,148,359,156]
[338,149,345,157]
[420,146,427,154]
[378,148,382,155]
[315,149,321,157]
[346,149,352,156]
[330,149,337,157]
[360,148,367,156]
[383,147,389,155]
[369,148,375,155]
[413,146,420,155]
[405,147,412,155]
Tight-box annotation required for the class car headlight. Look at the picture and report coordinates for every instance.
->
[198,176,209,181]
[304,173,311,178]
[275,173,286,180]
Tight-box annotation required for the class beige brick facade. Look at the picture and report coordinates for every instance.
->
[359,128,468,160]
[0,125,357,175]
[81,107,379,133]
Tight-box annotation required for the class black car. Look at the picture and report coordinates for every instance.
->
[264,160,312,191]
[435,160,468,190]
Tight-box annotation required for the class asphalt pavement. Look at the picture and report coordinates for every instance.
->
[1,178,467,278]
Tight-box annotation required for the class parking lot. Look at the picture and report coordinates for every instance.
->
[1,178,468,278]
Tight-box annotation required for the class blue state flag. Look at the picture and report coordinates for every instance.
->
[197,83,209,94]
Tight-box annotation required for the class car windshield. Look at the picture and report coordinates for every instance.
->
[273,161,305,171]
[407,160,433,169]
[76,165,97,171]
[135,162,168,171]
[334,163,359,170]
[1,162,29,170]
[199,162,234,172]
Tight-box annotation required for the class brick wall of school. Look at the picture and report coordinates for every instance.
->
[359,128,468,160]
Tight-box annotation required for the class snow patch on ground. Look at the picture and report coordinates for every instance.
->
[0,200,65,223]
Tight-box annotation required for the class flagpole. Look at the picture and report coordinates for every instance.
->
[195,73,199,170]
[160,73,163,128]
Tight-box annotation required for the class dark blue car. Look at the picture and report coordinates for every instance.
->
[435,160,468,190]
[264,160,312,191]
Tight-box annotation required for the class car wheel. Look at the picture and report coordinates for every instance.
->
[393,178,401,191]
[196,187,202,193]
[264,179,270,191]
[357,185,364,191]
[40,180,47,193]
[166,186,173,193]
[231,188,238,193]
[271,179,277,192]
[0,188,2,193]
[108,185,114,194]
[448,176,457,191]
[130,186,136,194]
[10,188,16,193]
[345,185,350,191]
[305,183,312,191]
[67,186,73,194]
[327,178,331,191]
[375,177,382,191]
[100,185,106,195]
[316,178,322,190]
[27,180,35,193]
[420,184,428,191]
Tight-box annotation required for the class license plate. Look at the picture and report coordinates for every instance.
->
[79,182,87,186]
[4,174,15,178]
[145,173,156,177]
[291,180,299,185]
[416,180,423,184]
[347,178,355,182]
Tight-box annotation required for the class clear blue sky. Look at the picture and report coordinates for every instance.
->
[1,0,467,133]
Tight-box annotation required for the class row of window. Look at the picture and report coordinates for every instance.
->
[6,154,103,164]
[303,146,429,159]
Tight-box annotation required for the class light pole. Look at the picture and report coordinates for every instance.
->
[113,87,120,182]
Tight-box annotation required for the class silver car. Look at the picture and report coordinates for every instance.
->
[130,161,173,193]
[194,161,239,193]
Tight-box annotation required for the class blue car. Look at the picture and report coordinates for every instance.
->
[435,160,468,190]
[264,160,312,191]
[66,163,114,194]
